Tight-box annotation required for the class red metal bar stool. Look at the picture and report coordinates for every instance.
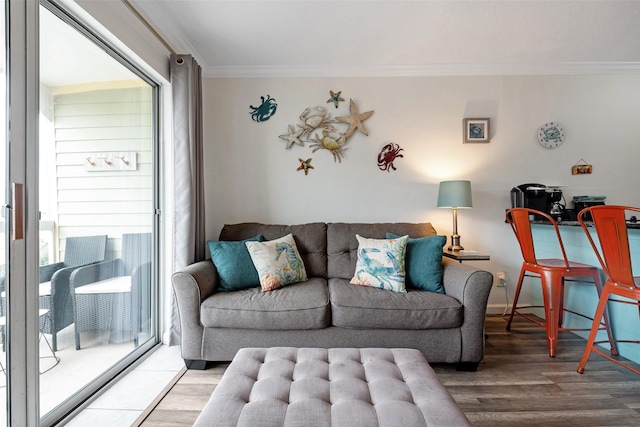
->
[577,205,640,374]
[505,208,615,357]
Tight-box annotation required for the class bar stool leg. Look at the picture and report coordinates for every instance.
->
[506,266,527,331]
[541,272,563,357]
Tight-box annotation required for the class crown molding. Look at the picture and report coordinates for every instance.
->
[202,62,640,78]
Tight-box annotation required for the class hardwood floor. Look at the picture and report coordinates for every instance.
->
[137,315,640,426]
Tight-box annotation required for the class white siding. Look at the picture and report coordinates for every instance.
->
[51,86,153,260]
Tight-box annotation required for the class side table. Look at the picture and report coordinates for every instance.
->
[443,249,490,263]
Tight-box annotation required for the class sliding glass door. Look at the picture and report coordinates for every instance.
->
[1,1,8,422]
[38,3,159,423]
[2,2,160,425]
[3,1,40,425]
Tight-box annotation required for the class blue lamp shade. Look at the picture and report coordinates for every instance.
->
[437,180,473,209]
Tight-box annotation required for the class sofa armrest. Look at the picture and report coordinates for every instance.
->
[441,258,493,364]
[171,260,218,360]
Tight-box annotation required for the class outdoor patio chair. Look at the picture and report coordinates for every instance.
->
[39,234,108,351]
[70,232,151,350]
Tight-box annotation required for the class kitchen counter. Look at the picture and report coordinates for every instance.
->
[530,219,640,229]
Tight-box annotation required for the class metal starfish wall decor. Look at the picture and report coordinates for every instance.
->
[336,99,374,140]
[279,95,374,164]
[327,90,344,108]
[296,158,314,175]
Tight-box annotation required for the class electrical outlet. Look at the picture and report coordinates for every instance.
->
[495,271,506,287]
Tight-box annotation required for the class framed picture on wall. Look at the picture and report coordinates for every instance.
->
[463,118,490,143]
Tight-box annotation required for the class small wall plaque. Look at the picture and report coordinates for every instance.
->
[572,159,592,175]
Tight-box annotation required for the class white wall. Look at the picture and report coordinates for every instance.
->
[203,74,640,311]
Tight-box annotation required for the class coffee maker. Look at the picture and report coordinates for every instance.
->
[510,183,547,213]
[545,187,564,218]
[510,183,564,219]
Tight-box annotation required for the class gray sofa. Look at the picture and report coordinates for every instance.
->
[172,222,493,371]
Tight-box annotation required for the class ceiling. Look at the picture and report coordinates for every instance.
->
[130,0,640,78]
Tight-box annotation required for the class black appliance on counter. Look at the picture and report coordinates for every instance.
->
[573,196,606,220]
[510,183,565,219]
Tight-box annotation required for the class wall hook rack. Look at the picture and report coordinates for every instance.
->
[85,152,137,171]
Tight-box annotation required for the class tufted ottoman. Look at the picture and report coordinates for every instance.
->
[193,347,470,427]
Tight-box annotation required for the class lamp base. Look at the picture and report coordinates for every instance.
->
[448,235,463,252]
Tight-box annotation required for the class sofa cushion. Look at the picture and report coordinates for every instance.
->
[387,233,446,294]
[220,223,327,278]
[246,234,308,292]
[329,278,462,330]
[327,223,437,280]
[350,234,408,293]
[207,235,263,291]
[201,278,330,330]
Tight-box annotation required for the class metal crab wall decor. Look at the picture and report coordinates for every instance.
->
[310,128,347,163]
[377,142,404,172]
[279,96,374,163]
[249,94,277,122]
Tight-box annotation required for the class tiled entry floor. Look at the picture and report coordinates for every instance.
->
[63,344,184,426]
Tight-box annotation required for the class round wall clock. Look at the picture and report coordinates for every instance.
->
[538,122,565,149]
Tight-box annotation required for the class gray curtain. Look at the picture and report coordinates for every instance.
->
[169,54,206,345]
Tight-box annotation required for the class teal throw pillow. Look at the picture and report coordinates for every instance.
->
[207,235,264,291]
[386,233,446,293]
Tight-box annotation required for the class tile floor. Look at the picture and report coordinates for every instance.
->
[63,344,184,426]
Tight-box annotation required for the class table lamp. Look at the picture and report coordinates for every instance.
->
[437,180,473,251]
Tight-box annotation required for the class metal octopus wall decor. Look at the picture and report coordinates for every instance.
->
[249,94,278,122]
[377,142,404,172]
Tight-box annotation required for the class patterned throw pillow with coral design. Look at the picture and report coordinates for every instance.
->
[350,234,408,293]
[245,233,308,292]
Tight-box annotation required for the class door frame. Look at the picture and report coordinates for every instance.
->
[5,1,163,425]
[6,0,41,425]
